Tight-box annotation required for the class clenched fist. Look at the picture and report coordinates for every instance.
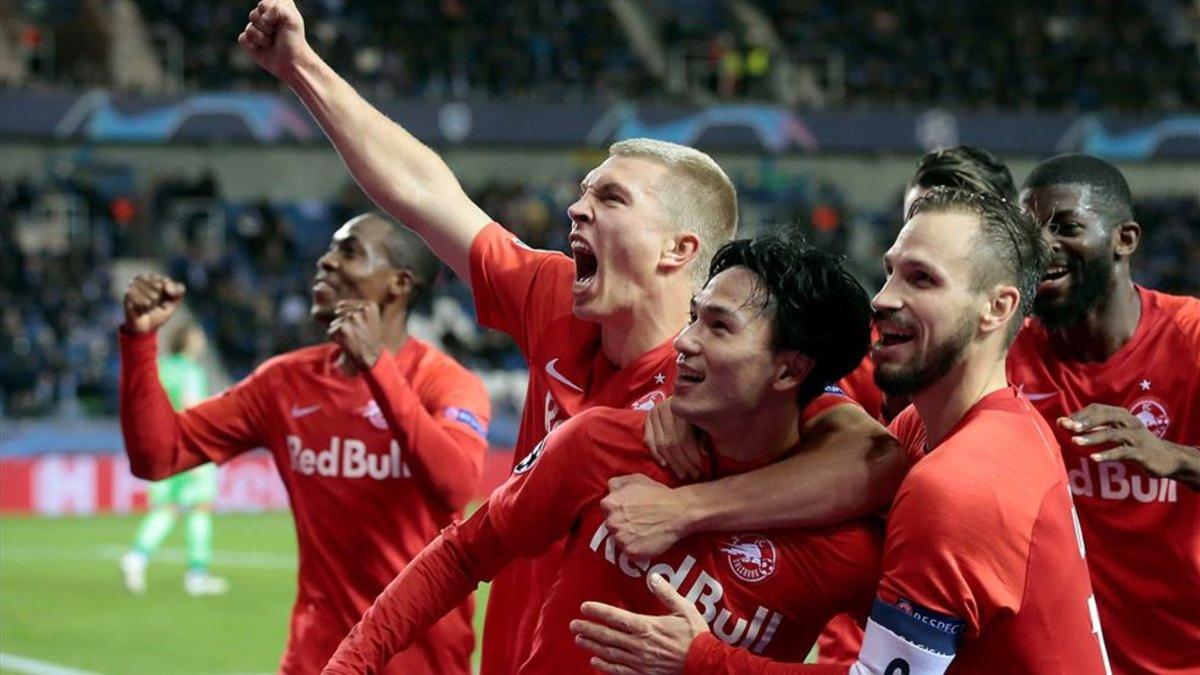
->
[238,0,313,82]
[123,275,186,334]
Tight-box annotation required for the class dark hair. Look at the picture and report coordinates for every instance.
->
[707,233,872,405]
[1022,153,1134,225]
[375,213,441,311]
[908,187,1050,345]
[909,145,1017,202]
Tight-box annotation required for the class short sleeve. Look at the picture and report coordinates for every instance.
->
[877,471,1027,639]
[486,409,612,556]
[468,222,576,356]
[886,406,927,468]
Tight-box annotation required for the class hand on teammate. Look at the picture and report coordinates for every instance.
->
[643,397,705,480]
[123,275,186,334]
[238,0,312,81]
[328,300,385,370]
[600,475,693,558]
[1061,403,1200,487]
[570,575,706,675]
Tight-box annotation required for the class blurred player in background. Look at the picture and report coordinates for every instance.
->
[574,188,1111,674]
[1013,153,1200,674]
[119,213,490,674]
[120,324,230,597]
[237,2,904,672]
[323,234,884,674]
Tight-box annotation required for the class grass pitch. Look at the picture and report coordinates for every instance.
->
[0,512,490,674]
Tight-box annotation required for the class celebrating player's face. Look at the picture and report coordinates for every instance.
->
[1020,184,1114,329]
[671,266,785,427]
[567,156,678,322]
[871,211,982,396]
[311,216,397,323]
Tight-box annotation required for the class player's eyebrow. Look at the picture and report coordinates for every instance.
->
[692,297,744,324]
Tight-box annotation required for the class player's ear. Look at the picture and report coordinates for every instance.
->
[389,268,415,304]
[773,352,814,393]
[1112,220,1140,259]
[660,232,701,274]
[980,283,1019,338]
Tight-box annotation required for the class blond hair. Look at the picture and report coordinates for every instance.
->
[609,138,738,288]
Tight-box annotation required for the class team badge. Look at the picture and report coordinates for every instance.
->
[720,534,777,583]
[631,390,666,411]
[360,401,389,431]
[1129,398,1170,439]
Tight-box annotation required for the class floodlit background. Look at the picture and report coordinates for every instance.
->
[1,1,1198,673]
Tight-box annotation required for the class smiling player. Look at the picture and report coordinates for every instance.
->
[119,213,489,674]
[1011,154,1200,674]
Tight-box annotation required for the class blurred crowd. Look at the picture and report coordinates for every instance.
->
[3,0,1196,111]
[3,158,1197,429]
[767,0,1199,111]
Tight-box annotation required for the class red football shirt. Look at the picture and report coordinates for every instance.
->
[120,332,490,674]
[324,397,882,674]
[1007,286,1200,675]
[685,389,1111,674]
[468,223,678,674]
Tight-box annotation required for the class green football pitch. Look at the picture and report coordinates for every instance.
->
[0,512,490,675]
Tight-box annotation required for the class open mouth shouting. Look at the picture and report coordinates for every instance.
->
[570,235,599,298]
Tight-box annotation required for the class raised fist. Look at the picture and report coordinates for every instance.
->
[238,0,312,82]
[123,275,186,335]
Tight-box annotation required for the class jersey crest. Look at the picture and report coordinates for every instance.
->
[720,534,777,583]
[1129,397,1170,439]
[631,390,666,411]
[360,400,389,431]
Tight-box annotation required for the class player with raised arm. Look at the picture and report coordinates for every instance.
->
[323,234,884,675]
[1012,154,1199,674]
[119,214,489,674]
[237,3,906,671]
[574,188,1111,674]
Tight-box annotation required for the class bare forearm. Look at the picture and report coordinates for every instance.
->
[282,52,487,279]
[683,426,905,534]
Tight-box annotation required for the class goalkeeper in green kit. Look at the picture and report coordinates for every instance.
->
[120,324,230,597]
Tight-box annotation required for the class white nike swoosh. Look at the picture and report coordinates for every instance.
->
[1023,392,1059,401]
[290,404,322,418]
[544,358,583,392]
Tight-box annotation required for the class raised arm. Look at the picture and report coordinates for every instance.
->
[121,275,264,480]
[120,275,210,479]
[603,403,907,557]
[239,0,490,282]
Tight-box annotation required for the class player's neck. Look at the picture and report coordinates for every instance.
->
[705,401,801,464]
[1046,276,1141,363]
[912,348,1009,448]
[599,289,689,368]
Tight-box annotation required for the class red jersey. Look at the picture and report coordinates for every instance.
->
[834,355,883,422]
[119,332,490,674]
[324,397,882,674]
[468,223,678,674]
[1007,286,1200,675]
[684,389,1111,674]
